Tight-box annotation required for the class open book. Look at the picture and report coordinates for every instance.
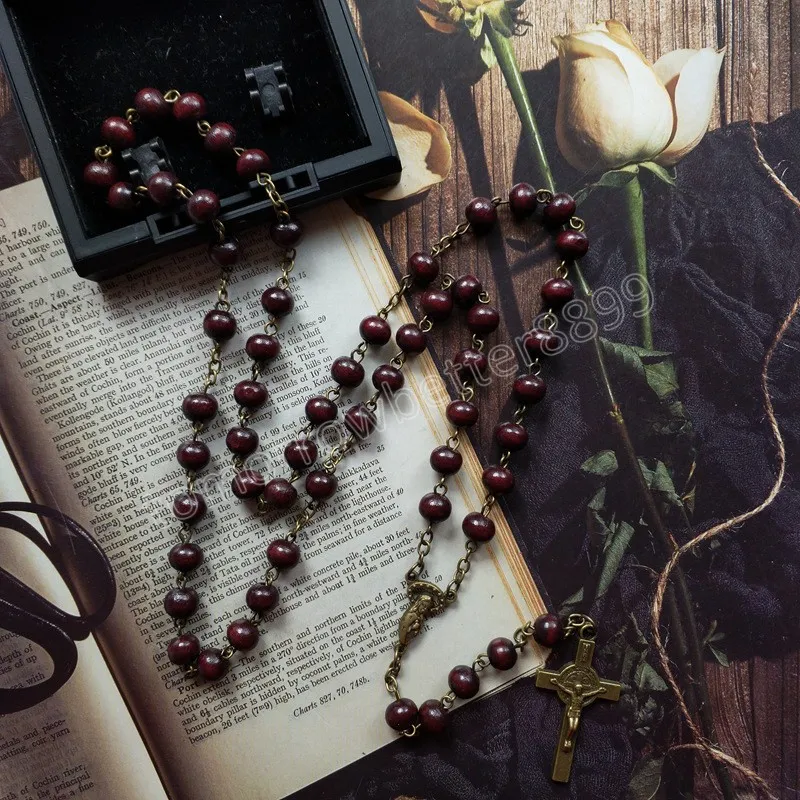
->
[0,179,545,799]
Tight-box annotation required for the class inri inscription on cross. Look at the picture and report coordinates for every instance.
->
[536,634,621,783]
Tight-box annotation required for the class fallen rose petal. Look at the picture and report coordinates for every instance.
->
[367,92,452,201]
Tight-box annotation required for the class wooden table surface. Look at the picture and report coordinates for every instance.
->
[1,0,797,795]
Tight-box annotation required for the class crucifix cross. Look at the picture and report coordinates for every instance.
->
[536,635,621,783]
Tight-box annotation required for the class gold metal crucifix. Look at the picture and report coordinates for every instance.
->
[536,625,621,783]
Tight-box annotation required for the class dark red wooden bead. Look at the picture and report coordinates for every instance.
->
[466,304,500,335]
[167,633,200,665]
[465,196,497,235]
[555,229,589,259]
[261,286,294,317]
[234,380,268,408]
[232,469,266,499]
[173,92,207,122]
[176,441,210,471]
[107,182,137,211]
[100,116,136,149]
[344,404,377,438]
[419,492,451,522]
[172,492,207,523]
[246,583,279,614]
[197,648,228,681]
[430,445,462,475]
[204,122,237,153]
[164,587,198,618]
[360,315,392,345]
[420,288,453,321]
[407,252,438,286]
[385,698,418,731]
[236,148,271,180]
[267,538,300,568]
[419,699,450,734]
[508,182,538,218]
[147,171,178,206]
[533,613,564,647]
[83,160,119,189]
[226,426,260,456]
[523,329,561,357]
[331,356,365,387]
[269,220,303,248]
[182,392,218,422]
[246,333,280,361]
[542,193,577,227]
[284,439,318,470]
[487,637,518,670]
[306,470,337,500]
[134,88,170,121]
[395,323,427,354]
[209,237,241,267]
[512,374,547,404]
[226,619,259,651]
[168,542,203,572]
[264,478,298,508]
[446,400,479,428]
[372,364,405,393]
[453,348,488,381]
[305,396,338,424]
[462,512,495,542]
[482,465,515,494]
[494,422,528,451]
[452,274,482,308]
[203,309,237,341]
[448,665,480,698]
[187,189,220,224]
[541,277,574,308]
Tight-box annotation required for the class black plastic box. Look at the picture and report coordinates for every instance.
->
[0,0,400,280]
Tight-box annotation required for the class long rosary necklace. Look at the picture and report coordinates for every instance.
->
[85,88,622,783]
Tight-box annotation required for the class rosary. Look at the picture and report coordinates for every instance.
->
[84,87,622,784]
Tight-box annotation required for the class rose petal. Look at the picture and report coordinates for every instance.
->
[367,92,452,201]
[653,47,725,166]
[553,27,673,172]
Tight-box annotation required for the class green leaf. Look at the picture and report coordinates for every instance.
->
[573,164,640,203]
[479,34,497,68]
[581,449,619,478]
[635,661,668,693]
[641,359,679,401]
[638,459,682,509]
[709,645,730,667]
[595,519,636,599]
[627,755,665,800]
[639,161,677,186]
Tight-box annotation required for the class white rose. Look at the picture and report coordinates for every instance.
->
[553,20,725,172]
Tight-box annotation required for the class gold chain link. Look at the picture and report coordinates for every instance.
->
[202,342,223,390]
[430,221,471,258]
[257,172,291,222]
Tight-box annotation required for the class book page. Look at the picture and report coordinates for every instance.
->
[0,179,545,799]
[0,435,168,799]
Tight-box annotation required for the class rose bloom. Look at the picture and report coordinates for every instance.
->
[553,20,725,172]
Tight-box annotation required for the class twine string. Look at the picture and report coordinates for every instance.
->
[650,92,800,800]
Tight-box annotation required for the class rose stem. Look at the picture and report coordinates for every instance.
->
[620,174,654,348]
[485,22,735,799]
[485,25,555,197]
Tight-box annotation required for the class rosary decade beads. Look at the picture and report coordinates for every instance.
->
[85,89,621,781]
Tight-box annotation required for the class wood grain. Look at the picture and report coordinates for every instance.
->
[0,0,798,795]
[351,2,799,796]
